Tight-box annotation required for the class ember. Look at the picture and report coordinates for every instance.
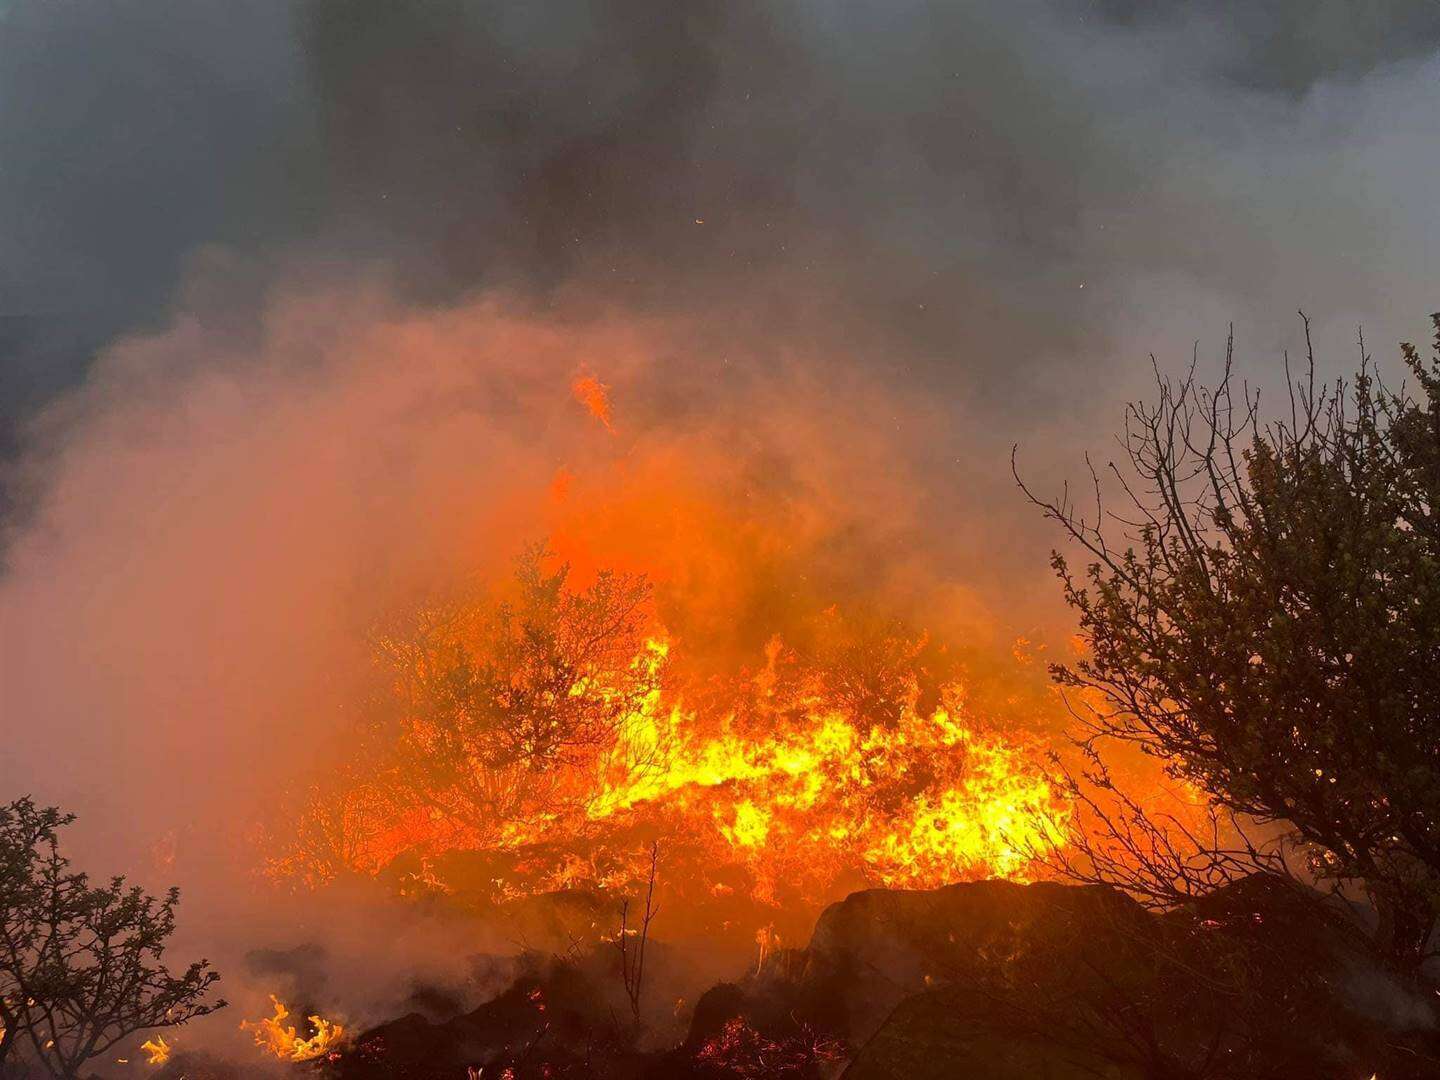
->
[571,369,615,432]
[696,1016,846,1078]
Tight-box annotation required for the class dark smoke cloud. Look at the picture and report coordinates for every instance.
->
[4,1,1436,434]
[0,0,1431,607]
[0,0,309,450]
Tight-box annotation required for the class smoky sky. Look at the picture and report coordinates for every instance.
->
[3,0,1438,453]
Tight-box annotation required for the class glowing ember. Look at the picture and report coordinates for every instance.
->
[139,1036,172,1066]
[696,1016,846,1076]
[571,369,615,431]
[242,995,345,1062]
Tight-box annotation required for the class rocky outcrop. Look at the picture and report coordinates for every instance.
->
[312,875,1440,1079]
[335,955,637,1079]
[803,879,1149,1043]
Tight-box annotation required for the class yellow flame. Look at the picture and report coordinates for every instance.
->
[720,801,772,848]
[242,995,344,1062]
[140,1035,172,1066]
[269,623,1069,903]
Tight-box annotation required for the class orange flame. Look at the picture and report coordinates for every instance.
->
[578,640,1067,894]
[139,1036,171,1066]
[267,617,1068,910]
[258,409,1071,916]
[242,995,345,1062]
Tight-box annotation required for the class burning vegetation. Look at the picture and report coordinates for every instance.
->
[242,358,1075,918]
[263,544,1069,918]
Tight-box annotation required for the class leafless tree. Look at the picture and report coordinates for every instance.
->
[1016,313,1440,971]
[614,841,660,1028]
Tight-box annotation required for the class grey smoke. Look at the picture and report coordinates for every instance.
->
[2,1,1437,433]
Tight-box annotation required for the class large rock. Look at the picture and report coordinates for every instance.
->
[658,880,1152,1078]
[802,879,1148,1042]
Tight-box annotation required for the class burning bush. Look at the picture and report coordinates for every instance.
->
[378,547,657,840]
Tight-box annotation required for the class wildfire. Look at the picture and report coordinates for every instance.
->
[579,642,1066,895]
[242,995,345,1062]
[258,369,1069,917]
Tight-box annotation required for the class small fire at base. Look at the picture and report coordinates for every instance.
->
[242,995,346,1063]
